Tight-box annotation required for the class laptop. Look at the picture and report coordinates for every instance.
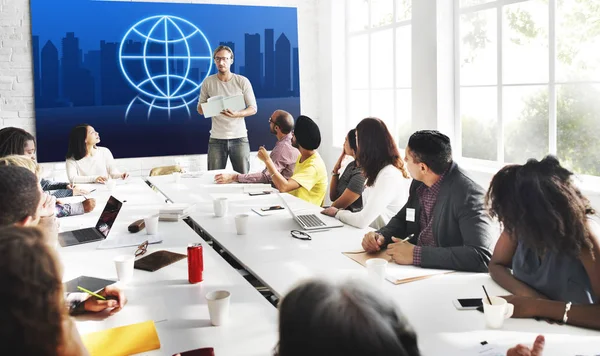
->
[59,196,123,247]
[277,193,344,230]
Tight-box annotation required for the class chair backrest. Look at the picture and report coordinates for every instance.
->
[149,165,183,177]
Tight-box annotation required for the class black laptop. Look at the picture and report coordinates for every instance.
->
[59,196,123,247]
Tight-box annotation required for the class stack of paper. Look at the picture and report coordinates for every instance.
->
[159,203,195,221]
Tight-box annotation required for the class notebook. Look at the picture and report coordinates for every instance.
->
[81,320,160,356]
[343,249,454,284]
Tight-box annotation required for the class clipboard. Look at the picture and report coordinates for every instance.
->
[342,249,454,284]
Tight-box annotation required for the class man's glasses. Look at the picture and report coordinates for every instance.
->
[214,56,231,62]
[291,230,311,241]
[135,240,149,257]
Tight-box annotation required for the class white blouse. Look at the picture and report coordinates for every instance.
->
[66,146,122,183]
[335,164,411,229]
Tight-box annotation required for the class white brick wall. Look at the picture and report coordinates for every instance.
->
[0,0,320,181]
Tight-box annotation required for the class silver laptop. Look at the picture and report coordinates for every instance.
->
[277,193,344,230]
[58,196,123,247]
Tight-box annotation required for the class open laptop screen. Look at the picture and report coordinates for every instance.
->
[95,196,123,237]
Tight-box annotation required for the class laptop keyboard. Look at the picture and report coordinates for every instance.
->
[297,214,326,228]
[73,229,102,242]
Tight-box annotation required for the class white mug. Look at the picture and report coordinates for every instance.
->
[206,290,231,326]
[482,296,514,329]
[235,214,249,235]
[213,197,228,217]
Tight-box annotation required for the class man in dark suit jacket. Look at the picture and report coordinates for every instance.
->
[361,130,495,272]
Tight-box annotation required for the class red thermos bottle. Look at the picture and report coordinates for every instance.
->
[187,243,204,284]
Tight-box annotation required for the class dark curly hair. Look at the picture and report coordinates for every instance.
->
[0,226,66,356]
[485,155,595,257]
[275,279,421,356]
[355,118,409,186]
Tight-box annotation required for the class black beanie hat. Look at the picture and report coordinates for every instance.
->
[294,115,321,150]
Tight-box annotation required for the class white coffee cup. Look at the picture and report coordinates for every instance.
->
[483,296,514,329]
[206,290,231,326]
[114,255,135,283]
[235,214,249,235]
[213,197,228,217]
[106,179,117,192]
[173,172,182,184]
[366,258,388,286]
[144,214,159,235]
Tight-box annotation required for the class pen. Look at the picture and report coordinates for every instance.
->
[77,286,106,300]
[401,233,414,242]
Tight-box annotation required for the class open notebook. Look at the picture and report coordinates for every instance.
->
[343,250,454,284]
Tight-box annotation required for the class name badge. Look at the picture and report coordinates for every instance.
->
[406,208,415,222]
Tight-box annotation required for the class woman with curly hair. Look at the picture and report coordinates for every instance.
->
[0,226,88,355]
[487,155,600,330]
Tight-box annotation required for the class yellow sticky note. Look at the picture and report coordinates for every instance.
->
[82,320,161,356]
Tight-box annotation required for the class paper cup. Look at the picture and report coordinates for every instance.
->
[235,214,249,235]
[366,258,388,286]
[213,197,228,217]
[206,290,231,326]
[144,214,159,235]
[114,255,135,283]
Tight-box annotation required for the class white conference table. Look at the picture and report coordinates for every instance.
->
[57,178,278,356]
[148,171,600,356]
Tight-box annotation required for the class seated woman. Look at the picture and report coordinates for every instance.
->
[66,124,128,184]
[0,127,88,198]
[0,225,89,355]
[0,155,96,218]
[322,118,410,229]
[328,129,365,212]
[276,279,421,356]
[487,155,600,330]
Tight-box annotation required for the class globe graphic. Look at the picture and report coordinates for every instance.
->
[119,15,212,110]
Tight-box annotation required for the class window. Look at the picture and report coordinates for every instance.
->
[345,0,412,148]
[456,0,600,176]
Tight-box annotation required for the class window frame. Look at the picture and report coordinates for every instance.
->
[344,0,412,148]
[454,0,600,180]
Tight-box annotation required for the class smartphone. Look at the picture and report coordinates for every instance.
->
[261,205,284,211]
[248,191,271,196]
[453,298,483,310]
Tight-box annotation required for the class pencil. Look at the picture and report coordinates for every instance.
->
[77,286,106,300]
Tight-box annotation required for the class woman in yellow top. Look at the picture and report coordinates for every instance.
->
[257,115,327,206]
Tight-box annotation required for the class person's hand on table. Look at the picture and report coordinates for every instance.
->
[361,231,385,252]
[506,335,545,356]
[83,284,127,315]
[68,185,90,196]
[82,198,96,213]
[385,237,415,265]
[215,173,238,184]
[95,176,108,184]
[321,206,338,217]
[121,172,129,180]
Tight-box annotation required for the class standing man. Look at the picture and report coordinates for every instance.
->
[197,45,258,174]
[214,109,299,184]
